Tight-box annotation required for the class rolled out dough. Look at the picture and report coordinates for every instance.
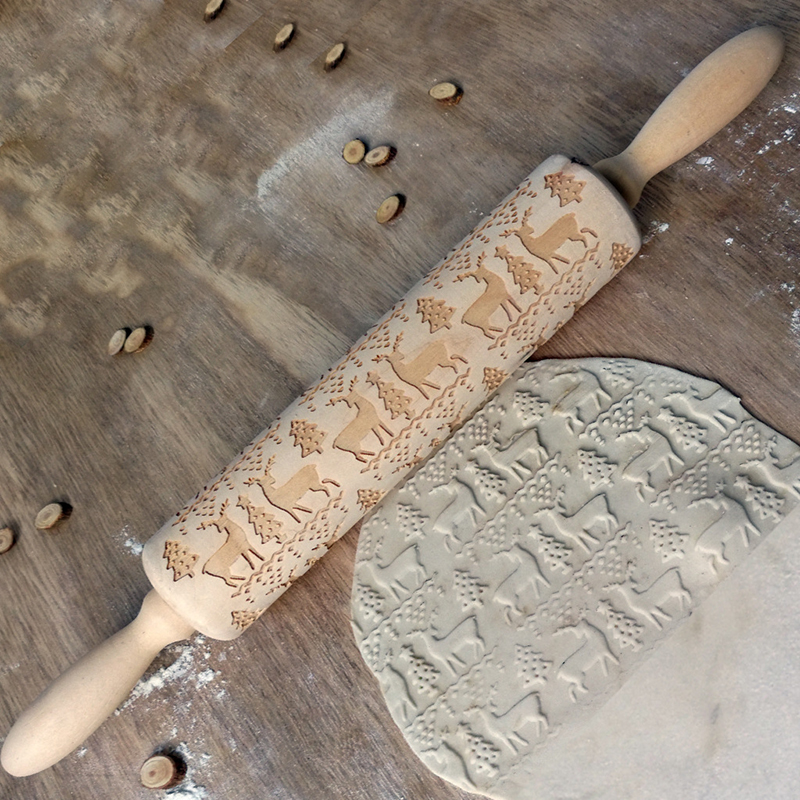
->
[351,358,800,799]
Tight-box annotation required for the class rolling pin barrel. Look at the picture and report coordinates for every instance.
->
[1,24,783,778]
[141,153,640,641]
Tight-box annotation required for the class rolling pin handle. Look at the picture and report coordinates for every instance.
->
[594,25,784,206]
[0,590,195,777]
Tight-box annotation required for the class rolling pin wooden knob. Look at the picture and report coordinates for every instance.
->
[0,26,783,777]
[594,26,784,206]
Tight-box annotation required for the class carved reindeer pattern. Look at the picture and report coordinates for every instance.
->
[456,253,522,339]
[374,332,467,399]
[245,456,340,522]
[201,500,265,587]
[503,209,597,273]
[328,377,394,462]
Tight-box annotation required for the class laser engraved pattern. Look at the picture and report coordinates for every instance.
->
[142,156,640,640]
[351,359,800,799]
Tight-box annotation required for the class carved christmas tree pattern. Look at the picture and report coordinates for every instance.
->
[238,495,286,543]
[475,514,518,556]
[519,461,562,510]
[357,487,384,511]
[366,371,414,420]
[231,607,265,631]
[575,530,634,590]
[290,418,326,457]
[441,656,497,717]
[514,644,552,686]
[513,390,548,422]
[734,475,785,522]
[397,588,429,630]
[483,367,507,393]
[544,171,586,206]
[495,244,545,295]
[416,447,450,488]
[403,647,440,695]
[658,408,707,452]
[531,527,572,574]
[407,707,438,751]
[611,242,635,271]
[587,395,638,442]
[462,728,500,777]
[417,296,455,332]
[577,449,615,488]
[163,539,199,581]
[603,359,637,384]
[473,465,507,498]
[716,421,765,461]
[355,582,385,621]
[460,414,491,449]
[658,461,710,512]
[397,503,428,541]
[649,519,689,561]
[598,599,644,651]
[454,569,487,610]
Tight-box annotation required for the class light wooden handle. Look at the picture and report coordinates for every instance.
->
[0,591,195,777]
[594,26,784,206]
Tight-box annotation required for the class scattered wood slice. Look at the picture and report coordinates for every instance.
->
[324,42,346,70]
[35,503,70,531]
[342,139,367,164]
[107,328,128,356]
[124,326,153,353]
[429,81,463,105]
[365,145,395,167]
[140,753,186,790]
[0,527,15,554]
[274,22,295,51]
[376,194,405,224]
[203,0,225,22]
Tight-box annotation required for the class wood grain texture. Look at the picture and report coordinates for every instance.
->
[0,0,798,797]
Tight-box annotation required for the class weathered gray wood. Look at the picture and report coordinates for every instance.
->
[0,0,798,797]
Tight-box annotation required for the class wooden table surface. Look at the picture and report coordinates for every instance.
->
[0,0,798,797]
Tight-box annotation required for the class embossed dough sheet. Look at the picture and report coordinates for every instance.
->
[141,155,639,639]
[487,499,800,800]
[351,359,800,799]
[508,502,800,800]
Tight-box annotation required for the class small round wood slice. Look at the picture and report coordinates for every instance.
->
[324,42,346,70]
[429,81,462,104]
[107,328,128,356]
[203,0,225,22]
[352,358,800,799]
[364,145,395,167]
[342,139,367,164]
[274,23,295,51]
[0,527,15,554]
[124,326,153,353]
[35,503,70,530]
[140,753,185,789]
[376,194,404,224]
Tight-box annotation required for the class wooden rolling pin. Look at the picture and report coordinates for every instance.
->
[1,26,783,777]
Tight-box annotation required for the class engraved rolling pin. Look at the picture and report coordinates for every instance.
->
[1,26,783,776]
